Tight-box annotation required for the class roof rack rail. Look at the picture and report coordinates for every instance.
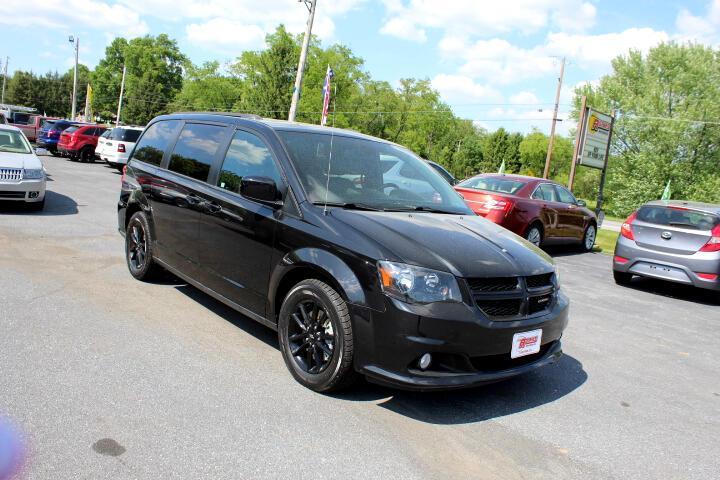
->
[172,111,263,120]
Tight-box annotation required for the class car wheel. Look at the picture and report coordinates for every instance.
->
[581,223,597,252]
[278,279,356,392]
[80,148,94,163]
[613,270,633,285]
[125,211,162,281]
[525,224,543,247]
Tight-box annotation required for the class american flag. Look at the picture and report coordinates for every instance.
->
[321,66,335,126]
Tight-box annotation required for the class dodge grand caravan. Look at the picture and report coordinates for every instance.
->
[118,113,569,392]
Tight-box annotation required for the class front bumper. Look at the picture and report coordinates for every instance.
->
[614,236,720,291]
[0,179,46,202]
[351,291,569,391]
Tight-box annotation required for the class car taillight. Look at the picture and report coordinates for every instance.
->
[117,144,126,153]
[699,224,720,252]
[696,272,718,281]
[620,211,637,240]
[48,129,57,137]
[483,197,514,214]
[614,255,629,264]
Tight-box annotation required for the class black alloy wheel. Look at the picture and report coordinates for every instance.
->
[125,211,161,280]
[278,279,356,392]
[288,300,335,374]
[127,223,147,271]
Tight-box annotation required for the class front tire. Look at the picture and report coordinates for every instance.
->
[278,279,356,392]
[125,211,162,281]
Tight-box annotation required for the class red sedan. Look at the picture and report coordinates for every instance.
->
[455,174,598,251]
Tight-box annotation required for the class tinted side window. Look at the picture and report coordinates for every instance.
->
[217,130,281,193]
[123,129,142,142]
[168,123,227,182]
[555,186,576,204]
[131,120,181,167]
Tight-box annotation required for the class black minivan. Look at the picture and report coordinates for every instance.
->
[118,113,569,392]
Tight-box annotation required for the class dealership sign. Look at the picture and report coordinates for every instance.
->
[578,108,613,169]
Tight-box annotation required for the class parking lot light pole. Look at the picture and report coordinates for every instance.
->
[116,64,127,127]
[69,36,79,120]
[288,0,317,122]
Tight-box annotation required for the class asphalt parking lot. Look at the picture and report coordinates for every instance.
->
[1,158,719,480]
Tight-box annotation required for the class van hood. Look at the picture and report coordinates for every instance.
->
[330,210,554,278]
[0,152,42,170]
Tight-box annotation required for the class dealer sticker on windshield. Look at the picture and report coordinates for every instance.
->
[511,329,543,359]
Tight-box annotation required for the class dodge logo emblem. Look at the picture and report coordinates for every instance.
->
[661,231,672,240]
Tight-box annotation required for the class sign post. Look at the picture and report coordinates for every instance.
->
[574,107,615,218]
[567,95,587,191]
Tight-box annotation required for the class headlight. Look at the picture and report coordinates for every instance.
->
[23,169,44,179]
[378,261,462,304]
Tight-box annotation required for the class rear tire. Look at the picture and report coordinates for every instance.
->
[125,211,162,281]
[278,279,356,392]
[80,147,94,163]
[581,223,597,252]
[525,223,544,247]
[613,270,633,286]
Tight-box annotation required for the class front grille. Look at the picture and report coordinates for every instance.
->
[0,191,26,198]
[527,273,554,289]
[467,277,519,293]
[476,299,522,317]
[467,272,556,320]
[0,168,23,181]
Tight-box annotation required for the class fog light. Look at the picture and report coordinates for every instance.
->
[418,353,432,370]
[28,191,39,199]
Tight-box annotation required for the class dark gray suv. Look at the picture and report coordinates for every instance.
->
[613,200,720,290]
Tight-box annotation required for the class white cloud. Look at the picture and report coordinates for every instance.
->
[0,0,149,37]
[544,28,670,65]
[186,20,267,52]
[509,91,541,105]
[431,74,503,103]
[379,0,597,42]
[675,0,720,44]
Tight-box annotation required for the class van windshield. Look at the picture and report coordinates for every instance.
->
[278,131,471,214]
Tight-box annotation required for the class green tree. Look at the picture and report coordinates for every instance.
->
[572,42,720,215]
[92,34,187,124]
[518,130,572,179]
[169,61,242,112]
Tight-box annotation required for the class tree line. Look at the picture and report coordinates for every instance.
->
[3,28,718,215]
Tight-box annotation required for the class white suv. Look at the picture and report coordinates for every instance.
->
[97,126,144,171]
[0,125,46,210]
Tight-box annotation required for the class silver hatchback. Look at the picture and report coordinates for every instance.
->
[613,200,720,291]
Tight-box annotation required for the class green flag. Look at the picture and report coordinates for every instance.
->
[661,180,671,200]
[498,160,506,174]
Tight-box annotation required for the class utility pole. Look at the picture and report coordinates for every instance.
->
[69,36,79,120]
[288,0,317,122]
[543,57,565,179]
[1,57,8,104]
[116,64,127,127]
[0,57,7,104]
[568,95,587,191]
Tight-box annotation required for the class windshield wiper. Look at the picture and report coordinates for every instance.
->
[389,205,463,215]
[667,222,700,230]
[312,201,385,211]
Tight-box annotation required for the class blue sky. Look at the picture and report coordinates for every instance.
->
[2,0,719,134]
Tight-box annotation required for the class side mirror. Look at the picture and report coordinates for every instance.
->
[34,147,50,156]
[576,199,587,207]
[240,176,281,206]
